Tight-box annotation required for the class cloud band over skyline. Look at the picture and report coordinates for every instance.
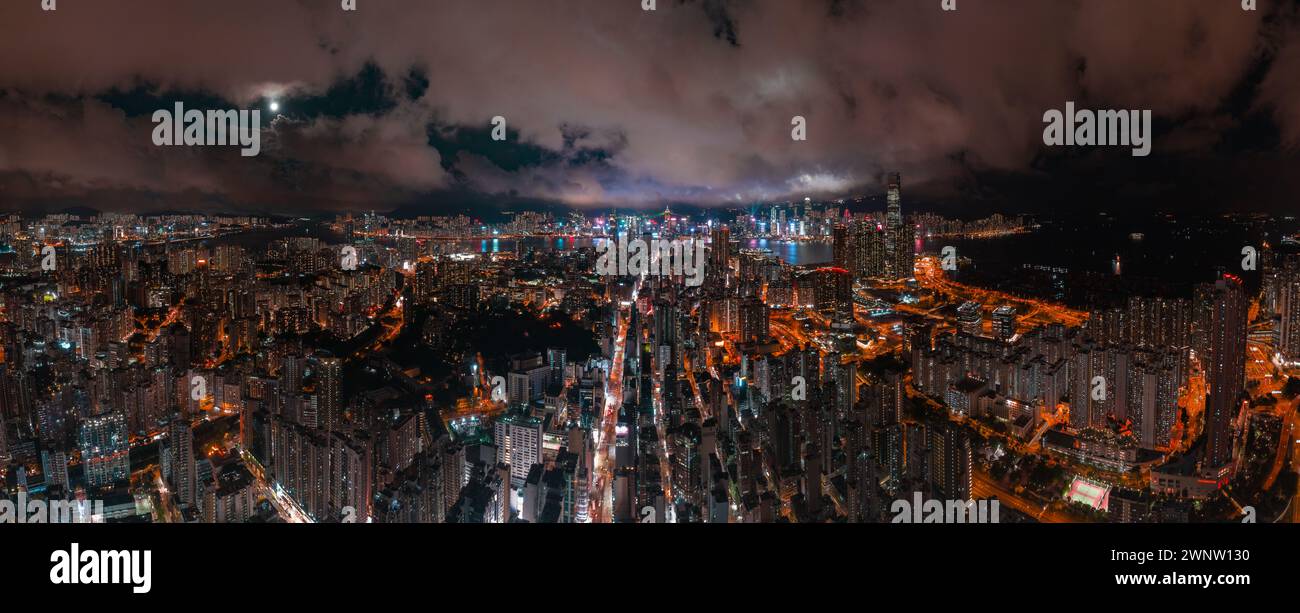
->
[0,0,1297,215]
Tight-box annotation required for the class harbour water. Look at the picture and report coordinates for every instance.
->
[742,239,833,266]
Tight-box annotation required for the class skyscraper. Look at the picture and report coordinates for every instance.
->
[1280,255,1300,364]
[710,225,731,280]
[957,302,983,336]
[166,413,198,508]
[495,413,543,489]
[79,412,130,490]
[738,296,769,344]
[40,447,69,489]
[884,173,915,280]
[1198,277,1247,470]
[832,224,849,270]
[851,221,888,279]
[415,260,438,305]
[930,424,972,500]
[314,352,342,433]
[992,305,1017,341]
[885,172,902,230]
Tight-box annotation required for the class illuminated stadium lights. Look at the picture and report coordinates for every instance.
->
[1066,477,1112,512]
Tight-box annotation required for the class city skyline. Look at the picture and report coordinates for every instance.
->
[6,0,1297,599]
[0,170,1297,527]
[3,0,1300,537]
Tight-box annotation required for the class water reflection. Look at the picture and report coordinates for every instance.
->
[743,239,832,266]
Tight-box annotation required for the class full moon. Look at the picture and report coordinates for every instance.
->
[269,101,280,112]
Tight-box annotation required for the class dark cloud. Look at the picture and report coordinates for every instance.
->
[0,0,1294,214]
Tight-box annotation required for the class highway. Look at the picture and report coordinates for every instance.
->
[1246,335,1298,494]
[912,255,1089,330]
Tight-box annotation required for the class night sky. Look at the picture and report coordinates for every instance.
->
[1,0,1298,218]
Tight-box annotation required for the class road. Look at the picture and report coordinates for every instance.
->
[650,358,677,518]
[972,470,1075,523]
[241,449,312,523]
[589,289,635,523]
[1246,335,1298,494]
[912,255,1090,330]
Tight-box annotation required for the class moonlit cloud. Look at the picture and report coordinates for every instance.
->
[0,0,1293,213]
